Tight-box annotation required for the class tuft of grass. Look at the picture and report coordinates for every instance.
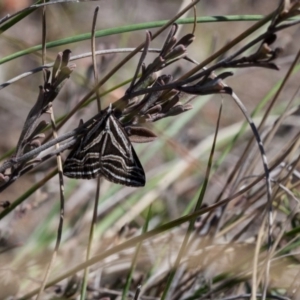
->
[0,1,300,300]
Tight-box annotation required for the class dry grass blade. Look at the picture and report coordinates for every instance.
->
[80,6,101,300]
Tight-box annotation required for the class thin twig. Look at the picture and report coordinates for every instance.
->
[36,104,66,300]
[0,48,162,90]
[80,6,101,300]
[161,102,222,300]
[36,5,66,299]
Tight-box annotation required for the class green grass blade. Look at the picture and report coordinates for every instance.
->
[0,16,265,65]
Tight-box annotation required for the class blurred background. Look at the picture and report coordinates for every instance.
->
[0,0,300,298]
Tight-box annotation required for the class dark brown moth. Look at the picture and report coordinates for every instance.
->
[63,105,145,187]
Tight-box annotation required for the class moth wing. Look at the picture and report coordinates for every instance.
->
[100,113,145,187]
[63,119,106,179]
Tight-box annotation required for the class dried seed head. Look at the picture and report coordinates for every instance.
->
[280,0,300,19]
[175,33,195,48]
[0,201,10,209]
[126,126,157,143]
[0,173,9,183]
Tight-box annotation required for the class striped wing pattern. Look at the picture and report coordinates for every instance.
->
[63,108,145,187]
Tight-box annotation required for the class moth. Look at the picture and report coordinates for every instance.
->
[63,105,145,187]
